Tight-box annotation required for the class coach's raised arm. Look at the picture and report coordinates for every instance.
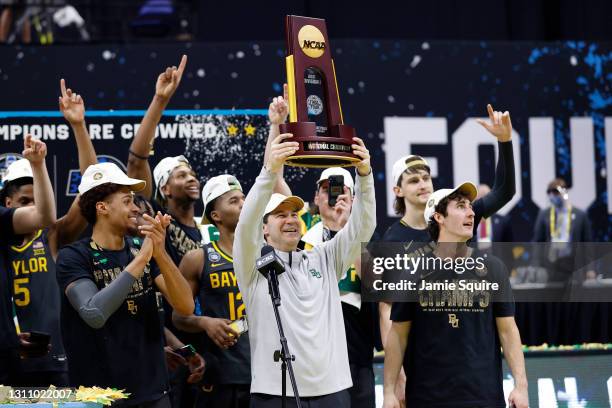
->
[233,134,376,404]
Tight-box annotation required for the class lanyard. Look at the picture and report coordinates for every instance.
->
[479,217,492,240]
[550,205,572,240]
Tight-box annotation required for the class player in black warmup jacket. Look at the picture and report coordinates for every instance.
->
[380,104,516,405]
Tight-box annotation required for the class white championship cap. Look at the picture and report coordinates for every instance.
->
[264,193,305,217]
[391,155,430,185]
[423,182,478,223]
[153,155,191,198]
[2,159,33,184]
[201,174,243,224]
[317,167,354,194]
[79,162,146,195]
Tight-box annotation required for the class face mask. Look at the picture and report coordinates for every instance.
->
[549,194,564,208]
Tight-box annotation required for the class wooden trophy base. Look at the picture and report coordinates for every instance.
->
[279,122,360,168]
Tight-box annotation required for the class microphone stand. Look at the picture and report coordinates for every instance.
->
[267,268,302,408]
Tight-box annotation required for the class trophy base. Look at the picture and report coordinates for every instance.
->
[279,122,361,168]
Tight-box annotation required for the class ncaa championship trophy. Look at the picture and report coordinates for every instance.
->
[280,15,360,168]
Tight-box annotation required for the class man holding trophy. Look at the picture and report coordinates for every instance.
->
[232,17,377,407]
[233,129,375,407]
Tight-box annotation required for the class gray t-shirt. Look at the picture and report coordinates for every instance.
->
[233,167,376,397]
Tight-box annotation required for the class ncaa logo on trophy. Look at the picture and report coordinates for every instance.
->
[280,15,361,168]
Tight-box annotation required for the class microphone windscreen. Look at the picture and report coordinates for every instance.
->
[261,245,274,257]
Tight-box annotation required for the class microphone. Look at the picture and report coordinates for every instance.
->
[256,245,285,278]
[256,245,284,304]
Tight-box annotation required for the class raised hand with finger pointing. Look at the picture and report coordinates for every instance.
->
[59,78,85,126]
[476,103,513,142]
[155,54,188,101]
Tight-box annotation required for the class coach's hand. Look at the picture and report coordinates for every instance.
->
[202,317,239,349]
[352,137,371,176]
[266,133,299,174]
[477,104,512,142]
[155,55,187,101]
[508,386,528,408]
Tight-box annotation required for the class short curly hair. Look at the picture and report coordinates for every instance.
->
[78,183,125,225]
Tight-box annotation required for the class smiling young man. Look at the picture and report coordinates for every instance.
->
[379,105,517,405]
[383,183,528,408]
[383,104,516,244]
[233,133,376,407]
[123,56,205,407]
[126,55,202,267]
[56,162,194,407]
[172,174,251,408]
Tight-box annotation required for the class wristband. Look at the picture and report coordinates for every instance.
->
[129,149,149,160]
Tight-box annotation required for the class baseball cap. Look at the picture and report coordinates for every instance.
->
[391,155,430,185]
[79,162,146,195]
[153,155,191,198]
[423,182,478,223]
[2,159,33,184]
[201,174,243,224]
[264,193,305,217]
[317,167,354,194]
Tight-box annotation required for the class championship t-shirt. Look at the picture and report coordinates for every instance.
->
[382,220,431,244]
[151,200,202,267]
[56,236,169,406]
[150,199,203,343]
[391,251,514,408]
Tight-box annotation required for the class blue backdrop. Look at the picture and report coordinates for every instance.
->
[0,40,610,240]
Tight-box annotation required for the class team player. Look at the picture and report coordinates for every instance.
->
[173,175,250,408]
[383,104,515,244]
[124,55,204,407]
[56,163,194,407]
[383,183,528,408]
[127,55,202,267]
[130,194,206,386]
[379,104,516,404]
[1,135,57,385]
[1,79,97,386]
